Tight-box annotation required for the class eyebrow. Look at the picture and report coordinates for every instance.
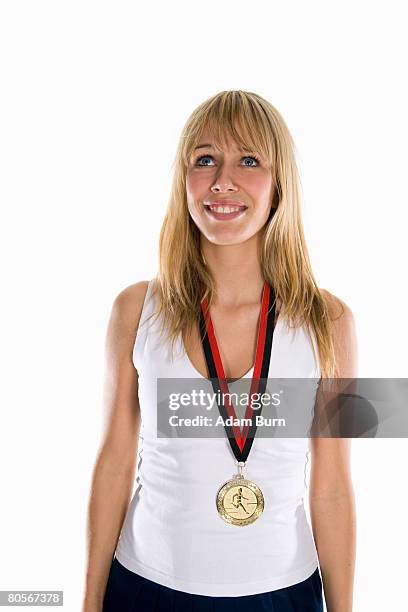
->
[194,143,256,152]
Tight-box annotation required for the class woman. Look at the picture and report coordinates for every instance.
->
[82,90,357,612]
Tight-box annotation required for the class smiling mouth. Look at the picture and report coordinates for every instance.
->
[204,202,248,212]
[203,203,248,220]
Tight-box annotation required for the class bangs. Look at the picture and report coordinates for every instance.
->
[181,91,275,169]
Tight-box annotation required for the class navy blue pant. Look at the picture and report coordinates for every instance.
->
[102,556,324,611]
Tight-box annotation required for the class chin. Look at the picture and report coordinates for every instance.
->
[204,231,253,246]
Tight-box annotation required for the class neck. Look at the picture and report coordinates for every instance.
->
[201,232,265,308]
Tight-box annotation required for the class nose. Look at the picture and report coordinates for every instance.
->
[211,181,238,193]
[210,165,238,193]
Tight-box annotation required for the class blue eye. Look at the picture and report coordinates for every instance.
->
[195,155,214,166]
[242,156,260,167]
[195,155,261,167]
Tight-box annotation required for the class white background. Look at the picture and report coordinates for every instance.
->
[1,1,407,610]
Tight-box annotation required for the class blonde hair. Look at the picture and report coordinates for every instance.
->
[146,90,342,378]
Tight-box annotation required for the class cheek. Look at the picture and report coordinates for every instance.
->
[186,172,208,200]
[249,173,273,206]
[252,172,272,192]
[186,176,205,219]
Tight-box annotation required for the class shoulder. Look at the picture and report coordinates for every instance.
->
[105,281,151,362]
[319,288,358,377]
[113,280,151,331]
[319,288,351,320]
[113,281,150,317]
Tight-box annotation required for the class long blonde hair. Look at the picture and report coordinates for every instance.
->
[146,90,341,378]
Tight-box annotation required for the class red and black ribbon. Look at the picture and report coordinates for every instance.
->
[199,282,276,463]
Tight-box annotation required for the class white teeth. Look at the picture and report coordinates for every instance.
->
[208,205,243,214]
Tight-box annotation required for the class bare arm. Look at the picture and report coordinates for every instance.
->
[310,290,358,612]
[81,281,149,612]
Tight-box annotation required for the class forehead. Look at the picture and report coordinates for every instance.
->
[194,128,249,152]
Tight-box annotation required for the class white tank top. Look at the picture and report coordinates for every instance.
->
[115,278,320,596]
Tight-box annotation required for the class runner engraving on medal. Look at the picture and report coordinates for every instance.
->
[199,282,276,527]
[216,461,264,526]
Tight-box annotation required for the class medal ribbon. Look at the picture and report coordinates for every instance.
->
[199,281,276,463]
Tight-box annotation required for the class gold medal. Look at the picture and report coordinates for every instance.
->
[216,461,264,526]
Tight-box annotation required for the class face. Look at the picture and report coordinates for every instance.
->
[186,128,274,246]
